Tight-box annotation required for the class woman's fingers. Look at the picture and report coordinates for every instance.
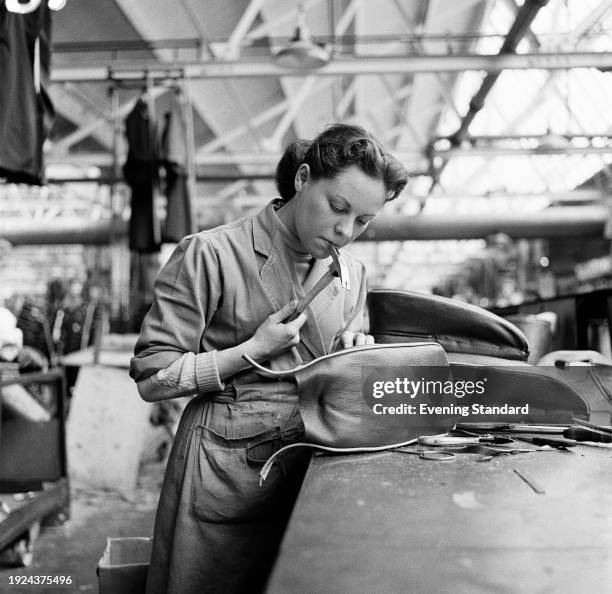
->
[341,331,354,349]
[354,332,367,346]
[284,313,306,346]
[341,331,375,348]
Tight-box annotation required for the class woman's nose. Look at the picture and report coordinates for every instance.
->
[334,217,353,239]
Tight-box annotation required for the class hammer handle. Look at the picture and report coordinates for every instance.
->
[285,269,336,322]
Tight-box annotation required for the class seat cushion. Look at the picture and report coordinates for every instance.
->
[448,359,588,424]
[368,289,529,361]
[248,342,452,448]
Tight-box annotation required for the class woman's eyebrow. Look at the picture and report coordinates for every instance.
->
[335,193,377,218]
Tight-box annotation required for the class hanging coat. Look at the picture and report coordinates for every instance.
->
[130,200,369,594]
[160,93,194,243]
[0,3,54,184]
[124,98,161,253]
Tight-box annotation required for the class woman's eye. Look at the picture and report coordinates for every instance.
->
[330,203,345,213]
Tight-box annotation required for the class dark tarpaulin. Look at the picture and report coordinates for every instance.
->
[160,92,194,243]
[124,97,161,253]
[0,1,54,185]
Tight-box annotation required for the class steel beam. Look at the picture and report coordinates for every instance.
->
[265,76,319,150]
[46,149,424,168]
[195,79,334,155]
[51,52,612,83]
[46,138,612,169]
[435,145,612,157]
[51,87,166,154]
[573,0,612,39]
[223,0,267,60]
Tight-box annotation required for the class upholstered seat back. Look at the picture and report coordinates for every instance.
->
[368,289,529,361]
[367,290,589,425]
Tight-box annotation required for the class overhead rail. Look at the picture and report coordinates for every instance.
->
[50,51,612,83]
[54,31,599,54]
[434,145,612,157]
[44,135,612,171]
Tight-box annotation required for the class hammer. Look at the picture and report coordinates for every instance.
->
[286,244,350,322]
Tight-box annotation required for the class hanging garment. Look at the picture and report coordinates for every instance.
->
[0,3,54,184]
[160,93,193,242]
[124,97,161,253]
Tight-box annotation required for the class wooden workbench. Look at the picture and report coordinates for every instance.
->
[267,445,612,593]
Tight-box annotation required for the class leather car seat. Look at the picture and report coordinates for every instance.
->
[367,289,588,424]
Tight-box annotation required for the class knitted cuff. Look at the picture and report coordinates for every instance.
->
[195,350,224,393]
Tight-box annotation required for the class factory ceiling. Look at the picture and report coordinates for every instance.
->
[5,0,612,290]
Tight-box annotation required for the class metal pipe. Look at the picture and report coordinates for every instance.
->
[2,206,608,245]
[45,150,425,168]
[435,133,612,143]
[360,206,608,241]
[45,140,612,169]
[0,219,129,245]
[45,173,278,183]
[434,145,612,157]
[46,141,612,173]
[49,49,612,83]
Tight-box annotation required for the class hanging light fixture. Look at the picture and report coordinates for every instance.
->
[537,126,571,151]
[273,1,330,69]
[48,0,67,10]
[6,0,42,13]
[6,0,67,12]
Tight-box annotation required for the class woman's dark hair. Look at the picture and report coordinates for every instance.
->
[275,138,311,201]
[275,123,408,202]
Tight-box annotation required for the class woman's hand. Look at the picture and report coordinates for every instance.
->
[340,331,375,349]
[248,300,307,359]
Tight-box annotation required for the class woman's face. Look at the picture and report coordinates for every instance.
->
[286,164,388,259]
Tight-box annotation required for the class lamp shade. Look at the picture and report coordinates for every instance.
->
[273,17,330,70]
[274,39,330,69]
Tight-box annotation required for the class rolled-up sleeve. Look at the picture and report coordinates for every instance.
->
[129,235,224,396]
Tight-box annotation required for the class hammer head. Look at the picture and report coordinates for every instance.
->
[327,244,350,290]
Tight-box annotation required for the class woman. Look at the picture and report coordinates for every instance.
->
[130,123,408,593]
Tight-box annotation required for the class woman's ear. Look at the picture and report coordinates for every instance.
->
[294,164,310,193]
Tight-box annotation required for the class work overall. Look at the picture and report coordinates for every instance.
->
[130,201,367,593]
